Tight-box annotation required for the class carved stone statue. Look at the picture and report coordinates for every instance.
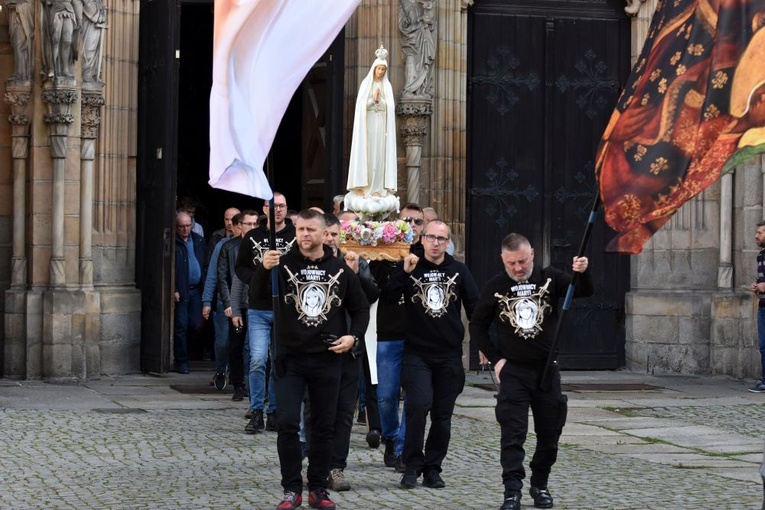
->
[79,0,106,84]
[41,0,80,80]
[345,45,400,218]
[399,0,436,99]
[5,0,34,82]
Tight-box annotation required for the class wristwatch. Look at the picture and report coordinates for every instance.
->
[351,335,360,349]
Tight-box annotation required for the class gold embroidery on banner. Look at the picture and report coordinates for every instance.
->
[712,70,728,89]
[650,157,669,175]
[670,51,682,65]
[676,64,687,76]
[658,78,668,94]
[634,145,647,161]
[687,44,704,57]
[704,104,720,121]
[650,69,662,82]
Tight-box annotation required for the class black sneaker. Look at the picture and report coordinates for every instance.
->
[265,412,278,432]
[500,494,522,510]
[422,470,445,489]
[529,486,554,508]
[214,372,227,390]
[394,455,406,473]
[400,471,418,489]
[383,439,396,467]
[366,428,381,449]
[245,410,264,434]
[232,386,245,402]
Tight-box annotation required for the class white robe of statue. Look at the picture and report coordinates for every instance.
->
[347,47,398,204]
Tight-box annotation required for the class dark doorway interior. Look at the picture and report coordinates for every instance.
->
[176,3,304,234]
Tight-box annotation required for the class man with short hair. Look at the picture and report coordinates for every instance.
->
[422,206,454,255]
[323,214,380,492]
[381,219,479,490]
[235,192,295,433]
[208,207,241,262]
[202,212,240,389]
[750,221,765,393]
[369,203,425,469]
[257,209,370,510]
[218,210,259,400]
[173,211,207,374]
[470,233,592,510]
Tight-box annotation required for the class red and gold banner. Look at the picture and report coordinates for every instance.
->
[595,0,765,253]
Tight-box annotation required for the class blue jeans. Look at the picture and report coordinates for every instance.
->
[247,308,277,413]
[212,305,229,373]
[173,287,202,367]
[758,307,765,381]
[377,339,406,455]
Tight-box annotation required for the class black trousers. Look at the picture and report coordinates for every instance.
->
[361,349,381,432]
[401,352,464,475]
[227,313,247,388]
[330,354,361,470]
[496,361,567,495]
[276,351,342,493]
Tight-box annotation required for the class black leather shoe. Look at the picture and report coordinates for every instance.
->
[394,455,406,473]
[400,471,418,489]
[366,428,381,449]
[383,439,396,467]
[422,470,445,489]
[500,494,521,510]
[529,487,554,508]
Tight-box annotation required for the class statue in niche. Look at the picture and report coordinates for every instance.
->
[347,45,398,203]
[40,0,80,80]
[5,0,34,82]
[399,0,436,99]
[79,0,106,84]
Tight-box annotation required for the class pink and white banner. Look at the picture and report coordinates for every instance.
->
[209,0,360,199]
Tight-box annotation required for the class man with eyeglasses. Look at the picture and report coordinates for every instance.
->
[215,210,259,401]
[368,203,425,469]
[173,211,208,374]
[235,192,296,434]
[380,219,479,490]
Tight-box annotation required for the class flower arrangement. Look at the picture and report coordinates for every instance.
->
[339,220,416,246]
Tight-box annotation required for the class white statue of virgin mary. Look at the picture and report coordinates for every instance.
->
[345,45,399,217]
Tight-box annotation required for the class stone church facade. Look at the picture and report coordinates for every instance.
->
[0,0,761,380]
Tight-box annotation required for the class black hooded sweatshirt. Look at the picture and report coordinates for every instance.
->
[380,252,479,359]
[253,244,370,356]
[469,266,594,366]
[235,218,296,310]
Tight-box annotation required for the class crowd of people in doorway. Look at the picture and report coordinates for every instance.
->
[172,195,593,510]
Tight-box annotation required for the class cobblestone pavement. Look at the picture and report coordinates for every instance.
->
[1,370,764,509]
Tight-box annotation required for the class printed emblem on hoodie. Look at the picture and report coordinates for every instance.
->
[495,278,552,339]
[410,270,459,318]
[284,265,343,326]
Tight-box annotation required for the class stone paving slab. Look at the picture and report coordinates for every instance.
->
[1,371,764,509]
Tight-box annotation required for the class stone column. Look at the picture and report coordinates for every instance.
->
[4,85,31,288]
[42,86,78,288]
[717,172,734,289]
[396,100,432,205]
[4,83,32,377]
[80,86,104,287]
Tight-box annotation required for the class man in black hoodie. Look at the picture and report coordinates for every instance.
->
[257,209,370,510]
[469,233,593,510]
[381,219,479,491]
[235,192,295,434]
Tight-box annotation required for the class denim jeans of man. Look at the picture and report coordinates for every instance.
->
[758,307,765,381]
[496,361,567,495]
[377,339,406,454]
[247,308,277,412]
[401,352,464,475]
[173,287,202,368]
[212,303,229,374]
[276,351,342,493]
